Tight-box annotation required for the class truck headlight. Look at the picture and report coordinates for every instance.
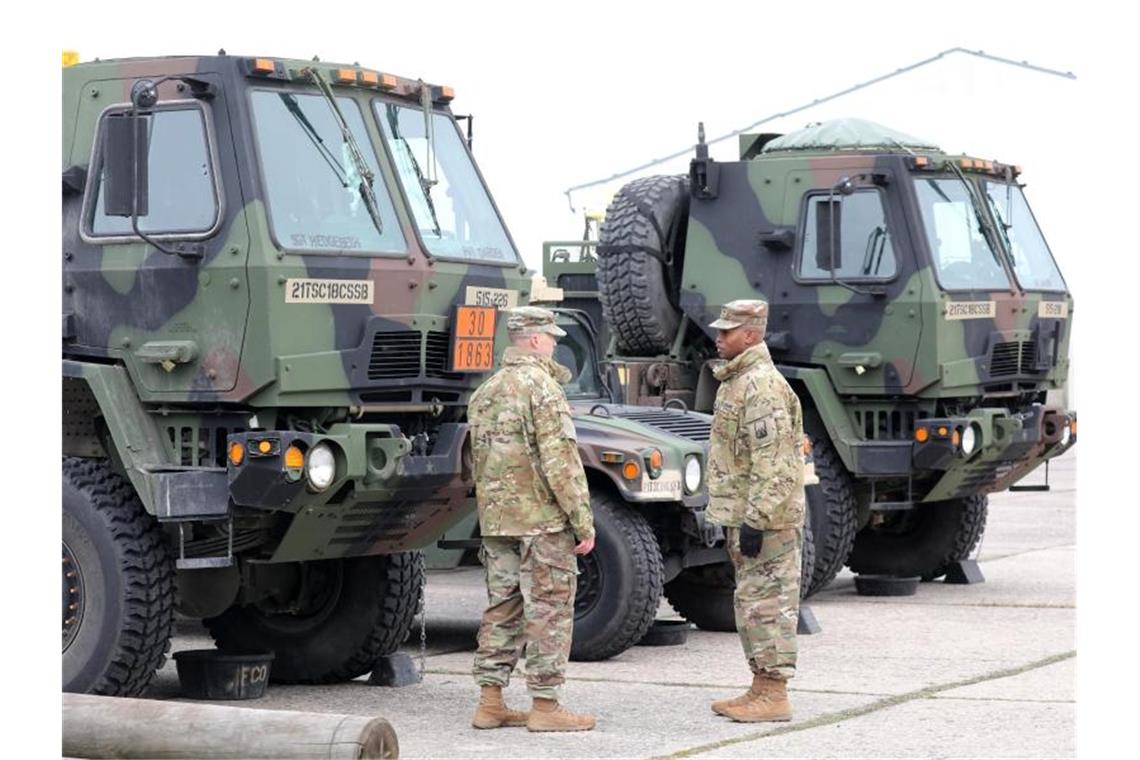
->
[961,424,979,457]
[684,456,702,494]
[306,443,337,492]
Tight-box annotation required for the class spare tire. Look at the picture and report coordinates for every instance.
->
[596,175,688,355]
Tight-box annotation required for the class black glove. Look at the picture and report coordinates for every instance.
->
[739,524,764,558]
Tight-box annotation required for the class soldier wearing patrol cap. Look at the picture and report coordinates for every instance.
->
[467,306,597,732]
[705,299,806,722]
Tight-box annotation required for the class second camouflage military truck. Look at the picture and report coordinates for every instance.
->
[428,309,815,659]
[545,118,1076,597]
[62,53,529,695]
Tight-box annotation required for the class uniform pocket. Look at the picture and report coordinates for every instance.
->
[527,532,578,606]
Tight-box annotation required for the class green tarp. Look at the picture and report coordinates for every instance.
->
[762,118,941,153]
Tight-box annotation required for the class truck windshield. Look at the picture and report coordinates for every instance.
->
[375,102,518,264]
[983,181,1066,292]
[913,177,1011,290]
[250,91,406,254]
[555,320,602,399]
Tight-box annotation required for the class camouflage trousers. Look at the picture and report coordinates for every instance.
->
[472,529,578,700]
[725,526,802,680]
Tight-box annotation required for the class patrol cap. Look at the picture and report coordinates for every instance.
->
[506,306,567,337]
[708,299,769,330]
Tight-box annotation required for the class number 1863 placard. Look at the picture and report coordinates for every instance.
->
[450,305,497,372]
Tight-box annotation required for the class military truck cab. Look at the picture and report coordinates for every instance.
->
[546,118,1075,595]
[62,53,527,695]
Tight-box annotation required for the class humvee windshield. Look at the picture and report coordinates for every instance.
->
[555,319,602,399]
[913,177,1010,291]
[983,182,1066,292]
[251,91,406,254]
[376,102,517,265]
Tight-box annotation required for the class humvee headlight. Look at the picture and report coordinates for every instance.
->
[306,443,337,491]
[1061,423,1072,447]
[960,424,979,457]
[684,456,702,494]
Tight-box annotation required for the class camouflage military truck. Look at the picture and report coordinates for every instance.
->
[545,118,1076,597]
[428,309,815,658]
[62,52,529,695]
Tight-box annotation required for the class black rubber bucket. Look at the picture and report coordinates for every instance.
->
[637,619,691,647]
[173,649,275,700]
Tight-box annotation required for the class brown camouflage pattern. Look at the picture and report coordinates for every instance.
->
[707,343,807,531]
[473,530,579,699]
[726,526,802,680]
[468,348,594,542]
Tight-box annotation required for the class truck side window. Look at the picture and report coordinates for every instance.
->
[88,106,218,236]
[798,190,896,280]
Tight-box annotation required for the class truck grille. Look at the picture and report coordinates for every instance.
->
[368,330,462,381]
[608,407,712,442]
[989,341,1039,377]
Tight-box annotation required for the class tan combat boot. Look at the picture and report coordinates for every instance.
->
[526,697,596,732]
[718,676,793,723]
[471,685,529,729]
[711,673,766,716]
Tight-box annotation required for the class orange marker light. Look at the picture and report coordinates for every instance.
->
[649,449,663,470]
[959,158,975,169]
[284,445,305,470]
[229,442,245,466]
[915,428,929,443]
[253,58,276,74]
[937,426,949,437]
[360,70,379,86]
[336,68,357,84]
[1070,419,1077,436]
[914,156,929,168]
[952,429,961,447]
[440,85,455,100]
[258,440,273,454]
[802,436,813,456]
[379,73,397,89]
[622,461,641,480]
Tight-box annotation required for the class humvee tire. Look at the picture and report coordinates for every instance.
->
[663,513,816,632]
[847,495,988,580]
[571,491,663,661]
[804,430,858,596]
[205,552,421,683]
[63,457,175,696]
[596,175,688,355]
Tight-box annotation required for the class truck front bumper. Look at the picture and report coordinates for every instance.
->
[227,422,473,562]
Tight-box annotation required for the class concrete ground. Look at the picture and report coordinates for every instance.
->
[150,451,1075,759]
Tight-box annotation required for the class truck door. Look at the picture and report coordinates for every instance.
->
[774,168,925,394]
[64,72,250,399]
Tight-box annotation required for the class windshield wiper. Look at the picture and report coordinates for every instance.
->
[385,104,442,237]
[861,225,887,275]
[279,93,349,187]
[945,163,1007,272]
[300,67,384,236]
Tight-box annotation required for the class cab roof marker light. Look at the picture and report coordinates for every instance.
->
[913,155,930,168]
[335,68,357,84]
[360,70,380,87]
[63,50,80,67]
[378,73,398,90]
[252,58,276,74]
[437,85,456,102]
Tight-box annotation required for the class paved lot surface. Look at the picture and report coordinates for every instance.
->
[150,451,1075,759]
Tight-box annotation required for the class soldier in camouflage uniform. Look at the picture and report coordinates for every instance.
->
[468,306,597,732]
[705,299,806,722]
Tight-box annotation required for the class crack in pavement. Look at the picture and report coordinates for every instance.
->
[657,650,1076,759]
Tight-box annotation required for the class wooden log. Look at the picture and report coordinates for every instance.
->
[63,694,398,759]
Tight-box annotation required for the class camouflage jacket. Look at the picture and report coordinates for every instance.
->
[468,347,595,541]
[706,343,806,531]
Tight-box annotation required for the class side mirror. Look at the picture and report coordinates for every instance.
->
[102,113,149,218]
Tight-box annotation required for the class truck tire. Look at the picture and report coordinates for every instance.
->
[570,492,663,661]
[847,495,988,580]
[804,431,858,596]
[663,514,816,632]
[63,457,175,696]
[205,552,422,683]
[596,175,688,355]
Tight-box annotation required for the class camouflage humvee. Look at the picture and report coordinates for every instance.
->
[62,53,529,695]
[545,118,1076,598]
[427,309,816,658]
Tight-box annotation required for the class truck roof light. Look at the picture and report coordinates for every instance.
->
[252,58,276,74]
[378,73,397,90]
[913,156,929,168]
[438,85,455,102]
[360,70,380,86]
[335,68,357,84]
[62,50,80,67]
[959,158,975,170]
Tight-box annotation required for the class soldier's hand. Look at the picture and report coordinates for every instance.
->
[739,525,764,558]
[574,537,596,556]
